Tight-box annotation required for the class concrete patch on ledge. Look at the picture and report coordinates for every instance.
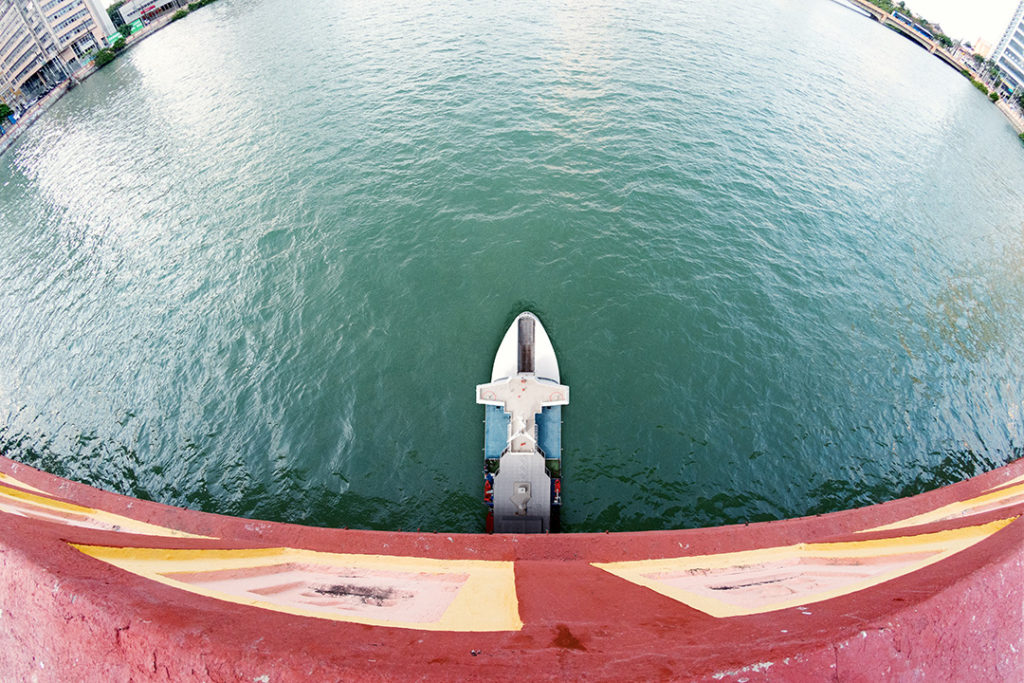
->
[864,480,1024,532]
[0,483,212,539]
[72,544,522,632]
[592,517,1016,617]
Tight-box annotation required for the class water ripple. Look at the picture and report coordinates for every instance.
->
[1,0,1024,532]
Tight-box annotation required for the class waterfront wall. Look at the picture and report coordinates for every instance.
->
[1,453,1022,680]
[0,12,176,160]
[0,83,73,158]
[997,98,1024,134]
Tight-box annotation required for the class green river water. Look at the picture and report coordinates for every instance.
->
[2,0,1024,532]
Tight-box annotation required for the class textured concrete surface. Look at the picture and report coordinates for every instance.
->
[1,455,1022,680]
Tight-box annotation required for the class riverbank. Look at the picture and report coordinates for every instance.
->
[0,78,78,158]
[0,11,176,159]
[996,98,1024,134]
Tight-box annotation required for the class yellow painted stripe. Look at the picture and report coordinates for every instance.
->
[71,544,522,632]
[988,472,1024,490]
[864,482,1024,532]
[0,484,212,539]
[0,472,47,494]
[593,517,1015,618]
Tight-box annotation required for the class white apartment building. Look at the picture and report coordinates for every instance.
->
[993,0,1024,94]
[0,0,115,109]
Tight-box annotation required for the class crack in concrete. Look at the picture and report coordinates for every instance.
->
[115,623,131,649]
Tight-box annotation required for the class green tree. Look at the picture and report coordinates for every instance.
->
[0,102,12,119]
[935,33,952,48]
[94,49,116,68]
[865,1,897,12]
[972,53,985,65]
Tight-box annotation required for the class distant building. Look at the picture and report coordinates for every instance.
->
[117,0,184,28]
[973,38,993,59]
[0,0,116,109]
[993,0,1024,93]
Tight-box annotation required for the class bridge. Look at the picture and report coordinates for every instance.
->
[2,451,1024,678]
[843,0,965,72]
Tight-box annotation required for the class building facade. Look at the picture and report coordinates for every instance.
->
[117,0,184,28]
[0,0,115,109]
[972,38,994,60]
[993,0,1024,94]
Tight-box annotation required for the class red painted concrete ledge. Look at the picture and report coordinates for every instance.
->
[1,453,1022,681]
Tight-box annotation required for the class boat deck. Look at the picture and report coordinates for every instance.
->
[477,375,568,533]
[477,375,568,443]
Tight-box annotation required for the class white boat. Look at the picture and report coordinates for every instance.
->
[476,312,569,533]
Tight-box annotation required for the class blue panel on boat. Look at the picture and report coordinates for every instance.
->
[484,404,510,458]
[536,405,561,459]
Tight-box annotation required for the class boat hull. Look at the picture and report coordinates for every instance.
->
[489,312,561,383]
